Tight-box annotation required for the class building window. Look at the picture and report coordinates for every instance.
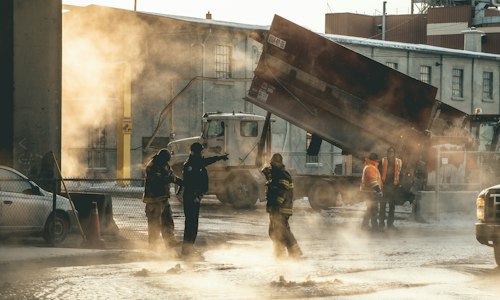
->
[215,45,232,79]
[452,68,464,98]
[482,71,493,101]
[88,128,106,169]
[306,132,319,163]
[420,65,431,84]
[385,62,398,70]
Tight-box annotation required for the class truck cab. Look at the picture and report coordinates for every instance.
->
[167,112,267,208]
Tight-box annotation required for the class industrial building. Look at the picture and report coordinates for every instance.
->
[2,2,500,181]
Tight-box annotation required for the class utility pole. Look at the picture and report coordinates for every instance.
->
[382,1,387,41]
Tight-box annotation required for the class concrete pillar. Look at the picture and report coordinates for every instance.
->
[0,1,14,166]
[11,0,62,175]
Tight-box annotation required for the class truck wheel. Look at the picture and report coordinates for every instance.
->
[216,193,230,204]
[308,181,336,210]
[224,172,259,209]
[494,242,500,266]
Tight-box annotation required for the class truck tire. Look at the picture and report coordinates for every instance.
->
[308,181,336,210]
[224,172,259,209]
[494,242,500,266]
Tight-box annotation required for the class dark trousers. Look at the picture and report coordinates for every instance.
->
[362,192,378,228]
[145,201,175,246]
[182,191,201,245]
[268,210,299,253]
[379,185,397,227]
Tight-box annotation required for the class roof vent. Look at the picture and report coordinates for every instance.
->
[206,11,212,20]
[462,27,484,52]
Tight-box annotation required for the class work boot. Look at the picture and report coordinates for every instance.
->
[387,224,397,230]
[181,243,204,261]
[165,238,182,248]
[288,244,304,259]
[273,244,287,259]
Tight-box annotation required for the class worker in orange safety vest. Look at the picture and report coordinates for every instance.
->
[360,152,383,230]
[378,146,402,229]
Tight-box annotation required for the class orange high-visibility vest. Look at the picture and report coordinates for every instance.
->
[360,161,382,192]
[381,157,402,185]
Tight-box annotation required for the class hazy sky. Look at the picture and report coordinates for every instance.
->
[63,0,414,32]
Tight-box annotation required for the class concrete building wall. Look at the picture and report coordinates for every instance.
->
[11,0,61,176]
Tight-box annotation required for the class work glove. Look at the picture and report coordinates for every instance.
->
[219,153,229,161]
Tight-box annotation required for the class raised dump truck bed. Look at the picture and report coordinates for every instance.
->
[246,15,445,164]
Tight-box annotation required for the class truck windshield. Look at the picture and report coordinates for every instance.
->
[207,120,225,138]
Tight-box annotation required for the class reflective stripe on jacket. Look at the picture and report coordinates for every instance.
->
[381,157,402,185]
[360,159,382,192]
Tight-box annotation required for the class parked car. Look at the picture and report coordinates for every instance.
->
[475,183,500,266]
[0,165,77,244]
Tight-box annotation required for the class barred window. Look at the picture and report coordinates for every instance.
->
[452,68,464,98]
[215,45,232,79]
[385,62,398,70]
[420,65,431,84]
[88,128,106,169]
[482,71,493,101]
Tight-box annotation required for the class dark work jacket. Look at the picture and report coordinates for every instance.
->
[265,163,294,215]
[182,155,222,196]
[143,159,181,203]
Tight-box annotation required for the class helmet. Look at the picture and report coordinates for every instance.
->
[270,153,283,164]
[156,148,171,163]
[190,142,204,153]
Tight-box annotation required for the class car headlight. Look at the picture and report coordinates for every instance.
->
[476,197,485,221]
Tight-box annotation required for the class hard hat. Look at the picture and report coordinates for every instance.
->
[270,153,283,164]
[156,148,171,162]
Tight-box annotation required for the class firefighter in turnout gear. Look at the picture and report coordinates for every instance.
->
[361,153,383,230]
[379,146,402,229]
[262,153,303,259]
[143,148,183,250]
[181,142,228,259]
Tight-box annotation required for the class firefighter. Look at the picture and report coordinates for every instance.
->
[262,153,303,259]
[361,152,383,231]
[181,142,228,259]
[378,146,402,229]
[143,148,183,251]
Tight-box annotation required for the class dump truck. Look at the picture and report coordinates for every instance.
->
[168,15,499,210]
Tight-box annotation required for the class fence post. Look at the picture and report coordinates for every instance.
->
[435,147,440,221]
[51,177,57,246]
